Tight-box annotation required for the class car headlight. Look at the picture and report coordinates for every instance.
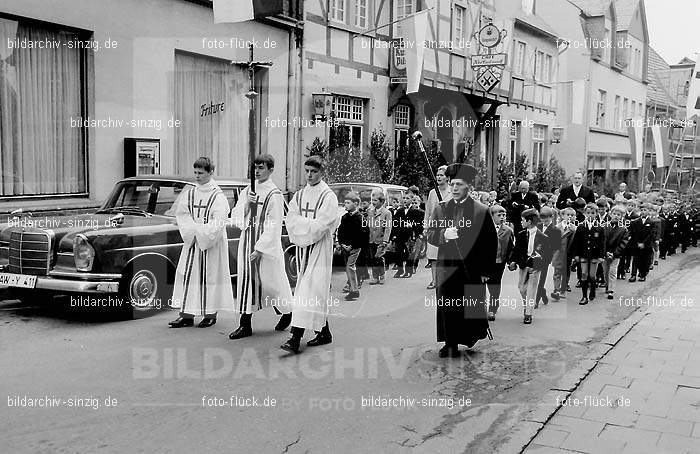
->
[74,235,95,271]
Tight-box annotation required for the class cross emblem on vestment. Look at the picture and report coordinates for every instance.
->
[300,202,316,217]
[193,199,208,218]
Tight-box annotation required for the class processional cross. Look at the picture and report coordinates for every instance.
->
[232,43,273,234]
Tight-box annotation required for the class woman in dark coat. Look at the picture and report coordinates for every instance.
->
[429,164,498,358]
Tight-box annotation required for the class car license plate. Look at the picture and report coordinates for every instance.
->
[0,272,38,289]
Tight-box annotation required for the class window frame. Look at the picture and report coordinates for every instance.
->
[354,0,369,29]
[0,14,91,198]
[330,0,347,23]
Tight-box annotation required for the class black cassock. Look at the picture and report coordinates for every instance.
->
[429,196,498,347]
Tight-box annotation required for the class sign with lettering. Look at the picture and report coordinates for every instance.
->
[476,68,500,92]
[389,38,407,84]
[470,53,507,68]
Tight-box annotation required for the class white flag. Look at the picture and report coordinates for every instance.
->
[686,55,700,120]
[213,0,254,23]
[405,10,430,94]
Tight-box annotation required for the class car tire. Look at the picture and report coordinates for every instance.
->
[283,245,297,288]
[117,258,174,320]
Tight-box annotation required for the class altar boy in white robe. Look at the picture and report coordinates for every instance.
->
[169,157,235,328]
[281,156,340,354]
[228,154,293,339]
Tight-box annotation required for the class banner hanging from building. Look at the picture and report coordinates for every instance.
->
[627,124,644,168]
[213,0,283,23]
[404,10,429,94]
[651,125,671,168]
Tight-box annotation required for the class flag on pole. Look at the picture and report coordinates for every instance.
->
[627,124,644,168]
[571,80,585,125]
[651,125,671,168]
[686,55,700,120]
[405,10,430,94]
[213,0,283,23]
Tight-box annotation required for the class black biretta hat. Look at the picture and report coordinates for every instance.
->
[445,163,477,184]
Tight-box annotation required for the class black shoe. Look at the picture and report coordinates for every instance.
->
[575,280,582,288]
[649,265,654,270]
[393,270,403,278]
[427,282,436,290]
[579,297,589,305]
[198,317,217,328]
[607,292,614,300]
[274,313,292,331]
[438,344,459,357]
[550,292,560,301]
[487,311,496,321]
[523,315,532,324]
[228,325,253,339]
[280,337,300,354]
[589,287,596,300]
[425,262,432,269]
[660,256,666,260]
[392,264,399,270]
[654,260,658,265]
[542,294,549,305]
[306,333,332,347]
[402,271,413,278]
[628,276,636,282]
[168,317,194,328]
[638,276,646,282]
[344,291,359,301]
[567,285,572,292]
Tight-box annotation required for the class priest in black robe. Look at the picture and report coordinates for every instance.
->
[429,163,498,358]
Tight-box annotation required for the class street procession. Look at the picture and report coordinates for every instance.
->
[1,0,700,453]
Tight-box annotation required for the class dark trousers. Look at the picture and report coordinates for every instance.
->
[393,238,408,271]
[368,243,386,278]
[290,321,331,339]
[487,262,507,313]
[536,262,551,304]
[631,247,653,278]
[618,252,632,275]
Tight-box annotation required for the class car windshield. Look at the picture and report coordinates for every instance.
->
[331,184,378,206]
[99,181,192,216]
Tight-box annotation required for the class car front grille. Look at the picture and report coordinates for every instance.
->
[8,229,52,275]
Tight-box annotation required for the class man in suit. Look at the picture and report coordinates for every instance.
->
[509,208,548,324]
[557,171,595,210]
[508,180,540,233]
[613,182,632,201]
[628,203,655,282]
[537,207,561,307]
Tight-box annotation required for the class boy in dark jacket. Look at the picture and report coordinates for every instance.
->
[553,207,577,299]
[628,203,655,282]
[487,204,514,321]
[603,205,629,299]
[537,207,561,306]
[571,203,606,305]
[509,208,549,324]
[338,191,366,300]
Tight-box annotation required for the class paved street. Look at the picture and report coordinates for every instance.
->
[0,250,696,453]
[525,251,700,454]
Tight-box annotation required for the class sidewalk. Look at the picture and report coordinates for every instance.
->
[524,250,700,454]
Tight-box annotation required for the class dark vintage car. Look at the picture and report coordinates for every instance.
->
[0,176,297,318]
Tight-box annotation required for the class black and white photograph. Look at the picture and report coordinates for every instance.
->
[1,0,699,452]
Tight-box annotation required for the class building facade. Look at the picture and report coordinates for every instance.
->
[300,0,517,189]
[0,0,303,213]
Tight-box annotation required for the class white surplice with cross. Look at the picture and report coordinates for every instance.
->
[171,179,234,316]
[285,180,340,331]
[230,178,293,314]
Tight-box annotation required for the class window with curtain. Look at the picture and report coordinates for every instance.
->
[174,51,252,179]
[0,17,87,197]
